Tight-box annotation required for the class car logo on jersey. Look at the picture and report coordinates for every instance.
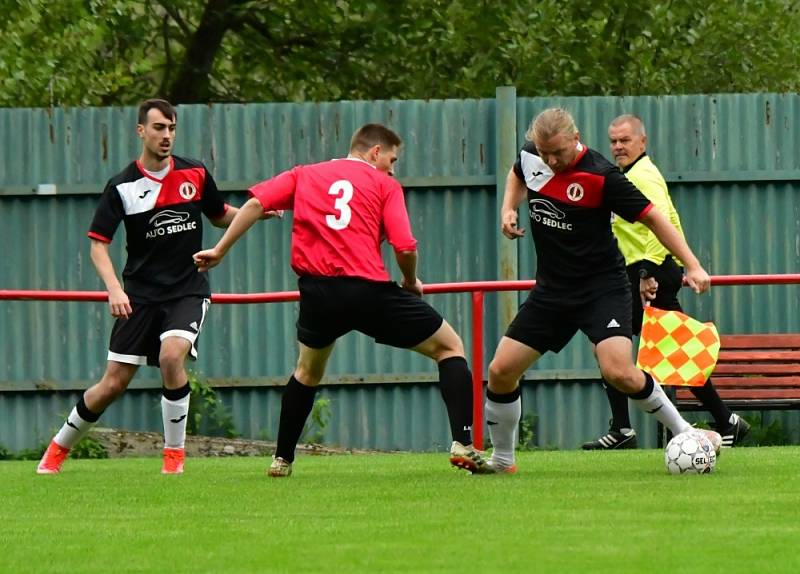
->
[179,182,197,200]
[150,210,191,227]
[529,198,572,231]
[529,199,566,220]
[566,182,584,202]
[145,210,197,239]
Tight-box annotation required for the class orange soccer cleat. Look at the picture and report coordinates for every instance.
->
[161,447,185,474]
[36,441,71,475]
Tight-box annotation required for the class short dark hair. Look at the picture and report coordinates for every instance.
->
[349,123,402,153]
[138,99,177,125]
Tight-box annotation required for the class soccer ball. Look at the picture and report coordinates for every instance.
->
[664,430,717,474]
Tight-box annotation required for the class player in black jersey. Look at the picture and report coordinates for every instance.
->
[37,99,250,475]
[483,108,719,473]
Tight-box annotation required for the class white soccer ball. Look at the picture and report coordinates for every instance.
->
[664,430,717,475]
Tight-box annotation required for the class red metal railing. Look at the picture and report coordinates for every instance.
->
[3,273,800,449]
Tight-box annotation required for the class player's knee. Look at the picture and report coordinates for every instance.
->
[488,359,517,386]
[294,364,323,386]
[159,348,187,374]
[602,367,639,394]
[430,342,464,362]
[99,373,130,399]
[425,323,464,360]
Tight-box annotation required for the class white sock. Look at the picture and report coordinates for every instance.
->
[629,376,690,435]
[485,393,521,466]
[53,406,95,449]
[162,393,190,449]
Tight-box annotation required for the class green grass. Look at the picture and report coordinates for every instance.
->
[2,448,799,573]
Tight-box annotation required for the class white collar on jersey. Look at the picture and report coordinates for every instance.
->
[143,164,170,180]
[341,155,376,169]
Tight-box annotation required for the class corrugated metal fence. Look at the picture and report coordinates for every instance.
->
[2,90,799,451]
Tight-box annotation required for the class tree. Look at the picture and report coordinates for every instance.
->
[1,0,799,108]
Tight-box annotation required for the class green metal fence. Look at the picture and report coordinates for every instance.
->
[2,90,799,451]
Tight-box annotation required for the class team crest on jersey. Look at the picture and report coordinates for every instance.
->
[566,182,584,202]
[179,181,197,200]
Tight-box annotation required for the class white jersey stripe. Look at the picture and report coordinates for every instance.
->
[116,176,161,215]
[519,149,555,190]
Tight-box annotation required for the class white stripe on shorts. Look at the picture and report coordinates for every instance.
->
[107,351,148,365]
[161,299,209,361]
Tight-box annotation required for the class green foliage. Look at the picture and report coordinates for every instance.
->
[517,412,538,451]
[70,436,109,459]
[187,370,238,438]
[11,443,48,461]
[301,397,331,444]
[2,0,799,107]
[0,444,13,460]
[0,437,107,460]
[742,414,790,446]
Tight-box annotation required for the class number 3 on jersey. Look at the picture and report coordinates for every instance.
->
[326,179,354,230]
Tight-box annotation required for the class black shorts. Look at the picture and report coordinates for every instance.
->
[297,276,444,349]
[628,256,683,335]
[505,287,633,354]
[108,296,210,367]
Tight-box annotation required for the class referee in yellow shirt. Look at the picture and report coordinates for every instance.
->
[581,114,750,450]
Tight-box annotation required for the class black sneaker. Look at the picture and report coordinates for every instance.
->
[581,428,638,450]
[720,414,751,448]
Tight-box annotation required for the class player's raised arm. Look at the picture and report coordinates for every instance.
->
[193,197,264,272]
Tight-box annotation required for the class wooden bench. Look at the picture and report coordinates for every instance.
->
[674,334,800,410]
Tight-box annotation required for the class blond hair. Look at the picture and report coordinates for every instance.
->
[526,108,577,142]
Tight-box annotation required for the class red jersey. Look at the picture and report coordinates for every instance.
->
[249,157,417,281]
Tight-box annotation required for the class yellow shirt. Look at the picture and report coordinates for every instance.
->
[612,154,685,267]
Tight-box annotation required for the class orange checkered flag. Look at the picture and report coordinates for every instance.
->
[636,306,720,387]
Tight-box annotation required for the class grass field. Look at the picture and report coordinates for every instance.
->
[2,447,799,573]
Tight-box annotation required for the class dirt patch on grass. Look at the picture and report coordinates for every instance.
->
[88,427,374,458]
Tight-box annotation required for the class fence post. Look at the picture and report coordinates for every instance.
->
[471,291,485,449]
[495,86,518,332]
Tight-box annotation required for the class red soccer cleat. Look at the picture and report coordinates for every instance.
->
[36,441,70,475]
[161,447,185,474]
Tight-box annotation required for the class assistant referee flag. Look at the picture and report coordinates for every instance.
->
[636,306,720,387]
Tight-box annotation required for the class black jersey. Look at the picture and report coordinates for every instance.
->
[88,155,226,303]
[513,141,652,302]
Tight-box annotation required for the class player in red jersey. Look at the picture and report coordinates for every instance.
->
[193,123,490,476]
[37,99,248,475]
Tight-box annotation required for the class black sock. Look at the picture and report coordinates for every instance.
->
[689,378,732,430]
[486,386,522,403]
[275,375,317,463]
[77,395,102,423]
[628,371,655,400]
[437,356,473,445]
[603,380,632,431]
[162,381,191,401]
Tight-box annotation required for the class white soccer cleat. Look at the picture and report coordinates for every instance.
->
[267,455,292,477]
